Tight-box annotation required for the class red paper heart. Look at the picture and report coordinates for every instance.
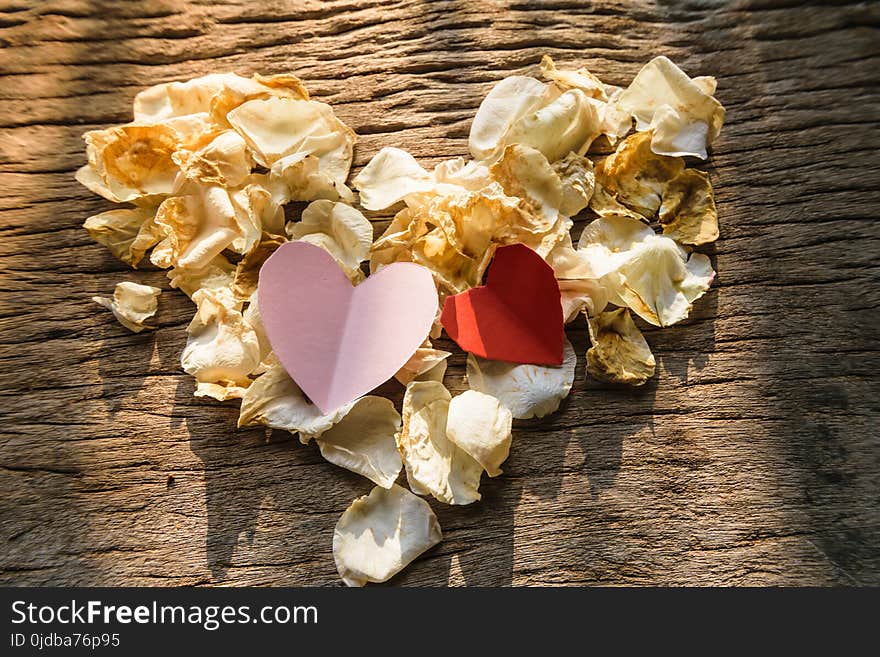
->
[440,244,564,365]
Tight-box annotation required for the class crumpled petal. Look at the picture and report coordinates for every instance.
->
[180,288,260,391]
[445,390,513,477]
[133,72,309,123]
[432,156,493,191]
[489,144,564,231]
[466,338,576,420]
[540,54,632,145]
[397,381,484,505]
[232,233,286,301]
[470,72,603,163]
[586,308,656,386]
[353,147,434,211]
[75,114,214,204]
[286,200,373,282]
[172,129,254,188]
[226,96,355,192]
[333,484,441,587]
[658,168,718,245]
[577,215,715,327]
[616,56,725,160]
[540,54,609,100]
[591,131,684,219]
[209,73,311,127]
[315,396,402,488]
[92,281,161,333]
[237,360,352,437]
[167,254,237,301]
[394,339,451,386]
[546,237,609,321]
[194,382,249,401]
[228,183,282,256]
[151,180,276,271]
[83,206,160,267]
[268,151,354,204]
[552,151,595,216]
[150,185,239,270]
[469,75,550,161]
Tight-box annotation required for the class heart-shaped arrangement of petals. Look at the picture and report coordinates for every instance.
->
[82,54,723,586]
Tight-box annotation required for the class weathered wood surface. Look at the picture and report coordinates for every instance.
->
[1,0,879,586]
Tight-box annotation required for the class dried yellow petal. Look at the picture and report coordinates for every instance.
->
[83,207,160,268]
[92,281,161,333]
[591,131,684,219]
[658,168,719,245]
[586,308,656,386]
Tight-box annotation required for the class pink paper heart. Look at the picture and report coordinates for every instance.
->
[258,241,438,413]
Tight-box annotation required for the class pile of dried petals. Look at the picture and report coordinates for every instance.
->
[82,56,723,586]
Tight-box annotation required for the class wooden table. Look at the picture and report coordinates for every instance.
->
[2,0,878,586]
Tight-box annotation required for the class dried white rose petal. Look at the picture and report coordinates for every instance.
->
[489,144,563,231]
[586,308,656,386]
[194,382,249,401]
[76,114,214,204]
[83,207,160,268]
[539,54,632,145]
[394,344,451,386]
[469,75,550,161]
[172,129,254,188]
[269,151,353,204]
[397,381,483,505]
[286,200,373,281]
[226,96,354,177]
[540,54,609,100]
[133,72,309,123]
[237,360,351,437]
[181,289,260,389]
[316,396,402,488]
[466,338,576,420]
[546,238,609,321]
[92,281,161,333]
[502,88,601,163]
[446,390,513,477]
[167,254,237,301]
[616,56,725,160]
[552,151,595,217]
[591,131,684,220]
[353,147,434,211]
[577,215,714,327]
[333,484,441,587]
[150,185,240,270]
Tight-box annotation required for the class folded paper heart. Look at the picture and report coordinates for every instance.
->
[440,243,564,365]
[258,241,438,413]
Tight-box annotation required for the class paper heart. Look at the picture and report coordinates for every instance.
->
[440,243,563,365]
[258,242,438,413]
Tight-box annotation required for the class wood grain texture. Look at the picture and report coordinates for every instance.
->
[1,0,879,586]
